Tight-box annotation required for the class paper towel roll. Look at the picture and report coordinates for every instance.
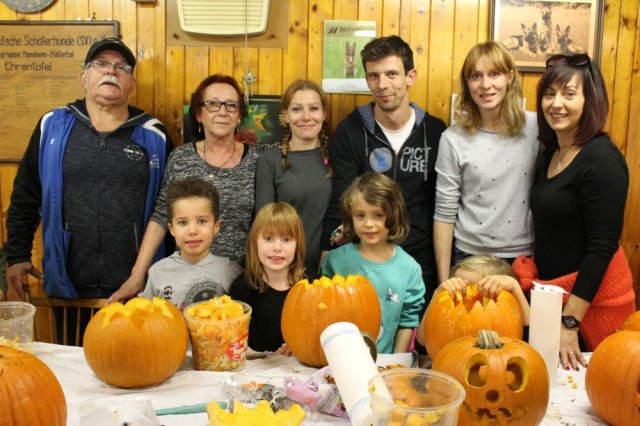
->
[529,282,566,388]
[320,322,379,426]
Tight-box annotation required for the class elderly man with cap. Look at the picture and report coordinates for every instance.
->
[5,37,172,301]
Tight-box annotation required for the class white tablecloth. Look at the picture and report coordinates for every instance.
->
[29,342,605,425]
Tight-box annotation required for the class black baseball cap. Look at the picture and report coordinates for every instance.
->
[84,37,136,69]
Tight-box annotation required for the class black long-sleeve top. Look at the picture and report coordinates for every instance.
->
[529,135,628,302]
[229,274,290,352]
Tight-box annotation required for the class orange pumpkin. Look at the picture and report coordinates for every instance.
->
[422,284,523,358]
[622,311,640,331]
[585,329,640,426]
[83,297,188,388]
[432,330,549,426]
[0,345,67,426]
[281,274,381,367]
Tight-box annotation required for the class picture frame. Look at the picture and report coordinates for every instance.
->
[489,0,603,72]
[183,95,284,151]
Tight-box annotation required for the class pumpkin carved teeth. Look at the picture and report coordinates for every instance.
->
[434,331,548,426]
[464,402,528,422]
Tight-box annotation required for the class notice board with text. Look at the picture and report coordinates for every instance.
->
[0,21,118,161]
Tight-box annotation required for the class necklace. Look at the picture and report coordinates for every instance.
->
[555,146,580,172]
[203,141,236,178]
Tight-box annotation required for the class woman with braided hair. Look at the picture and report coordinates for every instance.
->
[255,80,332,279]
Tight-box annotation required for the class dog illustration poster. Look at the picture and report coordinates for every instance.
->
[322,20,376,93]
[491,0,603,72]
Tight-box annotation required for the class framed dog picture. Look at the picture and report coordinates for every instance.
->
[490,0,603,72]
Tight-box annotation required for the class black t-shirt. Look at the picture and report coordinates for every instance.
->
[229,275,290,352]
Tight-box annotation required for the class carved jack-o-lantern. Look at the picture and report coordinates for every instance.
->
[585,329,640,426]
[432,330,549,425]
[422,284,523,359]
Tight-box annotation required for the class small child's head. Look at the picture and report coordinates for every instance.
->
[166,177,221,263]
[450,254,513,283]
[245,202,306,292]
[340,172,409,245]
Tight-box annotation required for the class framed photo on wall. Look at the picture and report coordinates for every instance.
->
[183,95,283,151]
[490,0,603,72]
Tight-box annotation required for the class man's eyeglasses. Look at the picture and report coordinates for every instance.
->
[87,59,133,74]
[201,100,240,113]
[545,54,591,70]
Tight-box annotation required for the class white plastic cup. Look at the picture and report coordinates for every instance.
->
[0,301,36,344]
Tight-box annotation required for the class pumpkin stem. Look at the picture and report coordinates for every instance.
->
[476,330,504,349]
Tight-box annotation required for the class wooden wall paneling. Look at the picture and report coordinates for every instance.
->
[40,1,65,20]
[257,48,283,95]
[354,0,383,109]
[209,47,235,77]
[451,0,481,102]
[609,0,638,153]
[382,0,401,36]
[600,0,621,133]
[233,47,259,98]
[521,74,540,113]
[136,2,158,115]
[184,46,209,102]
[426,0,455,121]
[399,0,411,40]
[622,1,640,306]
[282,0,309,88]
[476,0,489,39]
[182,45,208,145]
[359,0,384,28]
[152,0,168,125]
[115,0,138,105]
[0,164,18,245]
[308,0,332,85]
[89,0,113,20]
[330,0,357,130]
[64,1,89,22]
[15,12,32,21]
[165,46,185,145]
[0,3,16,18]
[407,0,431,111]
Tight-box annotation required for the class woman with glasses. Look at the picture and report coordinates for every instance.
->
[254,80,332,279]
[513,54,635,370]
[433,41,539,286]
[108,74,258,303]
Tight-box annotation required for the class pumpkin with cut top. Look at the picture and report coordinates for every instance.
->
[281,274,381,367]
[422,283,523,358]
[83,297,188,388]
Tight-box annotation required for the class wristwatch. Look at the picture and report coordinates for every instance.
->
[561,315,581,329]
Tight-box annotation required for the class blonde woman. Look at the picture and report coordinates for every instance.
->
[433,41,539,284]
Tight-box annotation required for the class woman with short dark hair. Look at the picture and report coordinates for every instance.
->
[109,74,258,303]
[514,54,635,371]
